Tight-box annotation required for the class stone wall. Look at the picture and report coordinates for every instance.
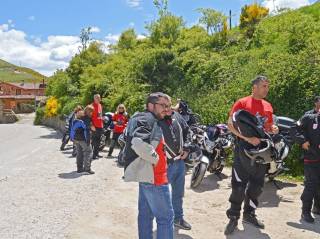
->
[41,116,66,133]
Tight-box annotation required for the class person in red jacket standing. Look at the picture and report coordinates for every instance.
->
[91,94,104,159]
[108,104,129,157]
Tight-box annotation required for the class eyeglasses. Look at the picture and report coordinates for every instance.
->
[154,103,172,110]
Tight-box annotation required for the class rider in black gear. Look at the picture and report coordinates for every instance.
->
[297,96,320,223]
[303,96,320,215]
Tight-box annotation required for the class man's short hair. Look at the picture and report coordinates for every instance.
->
[251,75,269,86]
[146,92,171,106]
[314,96,320,103]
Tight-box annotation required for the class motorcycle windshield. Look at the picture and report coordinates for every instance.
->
[206,125,219,141]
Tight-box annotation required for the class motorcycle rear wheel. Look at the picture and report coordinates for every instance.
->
[190,162,207,189]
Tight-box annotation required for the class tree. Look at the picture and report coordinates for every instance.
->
[197,8,227,35]
[79,27,92,52]
[147,14,184,48]
[240,3,269,38]
[147,0,184,48]
[117,28,137,50]
[153,0,169,17]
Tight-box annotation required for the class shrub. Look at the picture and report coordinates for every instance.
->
[34,107,45,125]
[45,96,59,117]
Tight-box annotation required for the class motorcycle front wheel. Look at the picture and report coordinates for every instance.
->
[190,162,207,189]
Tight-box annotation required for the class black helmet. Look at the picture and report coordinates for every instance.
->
[243,139,275,164]
[232,110,266,139]
[179,100,192,115]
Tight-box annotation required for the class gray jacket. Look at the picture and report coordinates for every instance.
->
[123,111,163,184]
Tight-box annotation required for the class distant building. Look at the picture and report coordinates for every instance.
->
[0,80,46,112]
[0,80,46,96]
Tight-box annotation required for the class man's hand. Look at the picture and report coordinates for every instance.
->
[271,125,279,134]
[246,137,261,146]
[180,150,189,160]
[302,141,310,150]
[91,125,96,131]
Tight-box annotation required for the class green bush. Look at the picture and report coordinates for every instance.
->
[34,107,45,125]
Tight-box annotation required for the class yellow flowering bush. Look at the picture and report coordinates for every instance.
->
[240,3,269,38]
[45,96,59,117]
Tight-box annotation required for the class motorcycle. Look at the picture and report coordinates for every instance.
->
[60,114,71,151]
[60,113,77,156]
[265,115,296,181]
[99,112,114,152]
[190,123,234,188]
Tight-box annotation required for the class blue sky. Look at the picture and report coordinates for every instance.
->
[0,0,317,76]
[0,0,256,40]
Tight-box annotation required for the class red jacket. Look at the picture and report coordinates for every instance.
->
[112,112,128,134]
[91,103,103,128]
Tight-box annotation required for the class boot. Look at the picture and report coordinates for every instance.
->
[301,212,315,223]
[243,212,265,229]
[174,218,191,230]
[84,169,95,175]
[224,216,238,235]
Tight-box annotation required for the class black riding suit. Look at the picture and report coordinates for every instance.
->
[298,113,320,214]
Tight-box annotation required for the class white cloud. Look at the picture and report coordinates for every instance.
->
[137,34,146,40]
[263,0,310,13]
[0,24,9,31]
[126,0,142,8]
[28,16,35,21]
[0,23,146,76]
[90,26,101,33]
[105,33,120,43]
[0,24,96,76]
[129,22,135,27]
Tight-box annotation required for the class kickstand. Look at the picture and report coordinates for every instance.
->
[270,178,282,190]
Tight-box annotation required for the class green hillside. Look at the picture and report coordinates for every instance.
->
[0,59,47,83]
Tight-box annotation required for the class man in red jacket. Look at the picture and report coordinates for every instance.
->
[91,94,104,159]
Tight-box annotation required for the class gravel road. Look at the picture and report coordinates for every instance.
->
[0,114,319,239]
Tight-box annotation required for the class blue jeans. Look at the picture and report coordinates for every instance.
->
[138,183,174,239]
[167,159,185,221]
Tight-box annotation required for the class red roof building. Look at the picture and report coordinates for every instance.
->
[0,80,46,112]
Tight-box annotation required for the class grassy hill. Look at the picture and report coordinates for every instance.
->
[0,59,47,83]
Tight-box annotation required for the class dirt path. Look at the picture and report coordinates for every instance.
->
[0,114,319,239]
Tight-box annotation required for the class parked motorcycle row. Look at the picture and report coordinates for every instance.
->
[61,101,299,189]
